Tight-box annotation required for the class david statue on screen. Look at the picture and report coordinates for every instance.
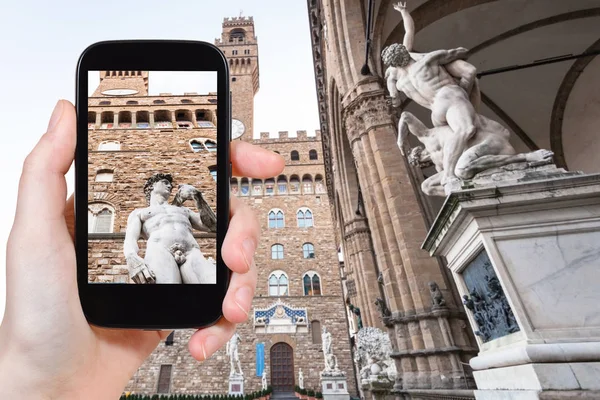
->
[123,173,217,284]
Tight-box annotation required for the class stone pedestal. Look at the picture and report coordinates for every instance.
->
[423,170,600,399]
[361,377,394,400]
[229,374,244,396]
[321,373,350,400]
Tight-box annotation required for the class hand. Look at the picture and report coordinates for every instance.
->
[177,183,200,202]
[0,100,285,399]
[126,254,157,284]
[393,1,407,12]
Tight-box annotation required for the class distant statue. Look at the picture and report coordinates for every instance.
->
[262,371,268,390]
[428,281,446,308]
[397,110,553,196]
[375,297,391,319]
[123,173,217,283]
[226,332,244,377]
[322,327,339,372]
[298,368,304,389]
[383,1,481,187]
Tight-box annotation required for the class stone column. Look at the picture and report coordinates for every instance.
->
[342,88,475,392]
[149,111,155,129]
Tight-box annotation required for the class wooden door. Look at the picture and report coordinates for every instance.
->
[270,342,294,392]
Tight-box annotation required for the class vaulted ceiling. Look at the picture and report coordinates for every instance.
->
[372,0,600,172]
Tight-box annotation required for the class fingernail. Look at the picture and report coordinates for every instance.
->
[235,286,252,317]
[200,340,207,360]
[241,238,255,273]
[47,100,64,132]
[204,335,220,359]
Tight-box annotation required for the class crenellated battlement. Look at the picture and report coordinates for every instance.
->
[223,16,254,26]
[255,130,321,141]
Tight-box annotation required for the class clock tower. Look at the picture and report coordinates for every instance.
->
[216,16,259,141]
[91,71,149,97]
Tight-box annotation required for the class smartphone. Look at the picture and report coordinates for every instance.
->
[75,41,231,329]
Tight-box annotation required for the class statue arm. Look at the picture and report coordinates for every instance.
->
[444,59,478,99]
[401,9,414,51]
[123,210,142,259]
[394,2,414,51]
[189,192,217,233]
[423,47,469,66]
[385,68,404,107]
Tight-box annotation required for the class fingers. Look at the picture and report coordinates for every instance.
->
[188,318,236,361]
[222,257,257,324]
[231,140,285,179]
[222,196,260,274]
[13,100,76,229]
[221,197,259,323]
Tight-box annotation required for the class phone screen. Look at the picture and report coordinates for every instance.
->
[87,70,218,285]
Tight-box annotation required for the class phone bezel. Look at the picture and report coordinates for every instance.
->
[75,40,231,329]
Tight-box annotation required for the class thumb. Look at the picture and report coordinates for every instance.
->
[12,100,76,232]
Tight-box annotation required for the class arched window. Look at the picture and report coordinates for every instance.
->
[95,169,114,182]
[98,141,120,151]
[181,99,193,104]
[303,271,322,296]
[189,138,217,152]
[208,165,217,181]
[268,209,285,229]
[291,150,299,161]
[297,207,314,228]
[204,140,217,152]
[240,178,250,196]
[289,175,300,193]
[153,99,166,104]
[99,100,111,106]
[265,178,275,195]
[311,320,322,344]
[271,244,284,260]
[230,29,246,42]
[302,175,313,194]
[230,178,239,196]
[88,203,115,233]
[268,270,289,296]
[100,111,114,129]
[315,174,325,193]
[277,175,287,194]
[190,140,204,152]
[252,179,263,196]
[309,149,318,160]
[126,101,138,105]
[302,243,315,259]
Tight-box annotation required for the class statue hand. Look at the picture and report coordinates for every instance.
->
[176,184,199,202]
[126,254,156,284]
[393,2,407,12]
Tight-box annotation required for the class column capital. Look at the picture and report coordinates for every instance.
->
[342,90,394,145]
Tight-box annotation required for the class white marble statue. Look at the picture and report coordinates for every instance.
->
[123,174,217,284]
[262,371,268,390]
[355,327,396,383]
[397,111,554,196]
[298,368,304,389]
[226,332,244,377]
[383,2,482,187]
[322,327,340,373]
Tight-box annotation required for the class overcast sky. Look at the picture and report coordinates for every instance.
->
[0,0,320,320]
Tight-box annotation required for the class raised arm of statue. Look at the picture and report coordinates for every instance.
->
[423,47,469,66]
[174,184,217,233]
[393,2,414,51]
[124,210,156,284]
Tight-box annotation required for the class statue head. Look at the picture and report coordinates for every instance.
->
[144,173,173,204]
[428,281,438,291]
[382,43,411,68]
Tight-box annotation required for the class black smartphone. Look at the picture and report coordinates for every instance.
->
[75,41,231,329]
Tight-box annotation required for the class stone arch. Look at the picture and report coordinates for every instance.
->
[267,335,296,352]
[550,38,600,169]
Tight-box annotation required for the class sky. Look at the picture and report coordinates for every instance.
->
[0,0,320,321]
